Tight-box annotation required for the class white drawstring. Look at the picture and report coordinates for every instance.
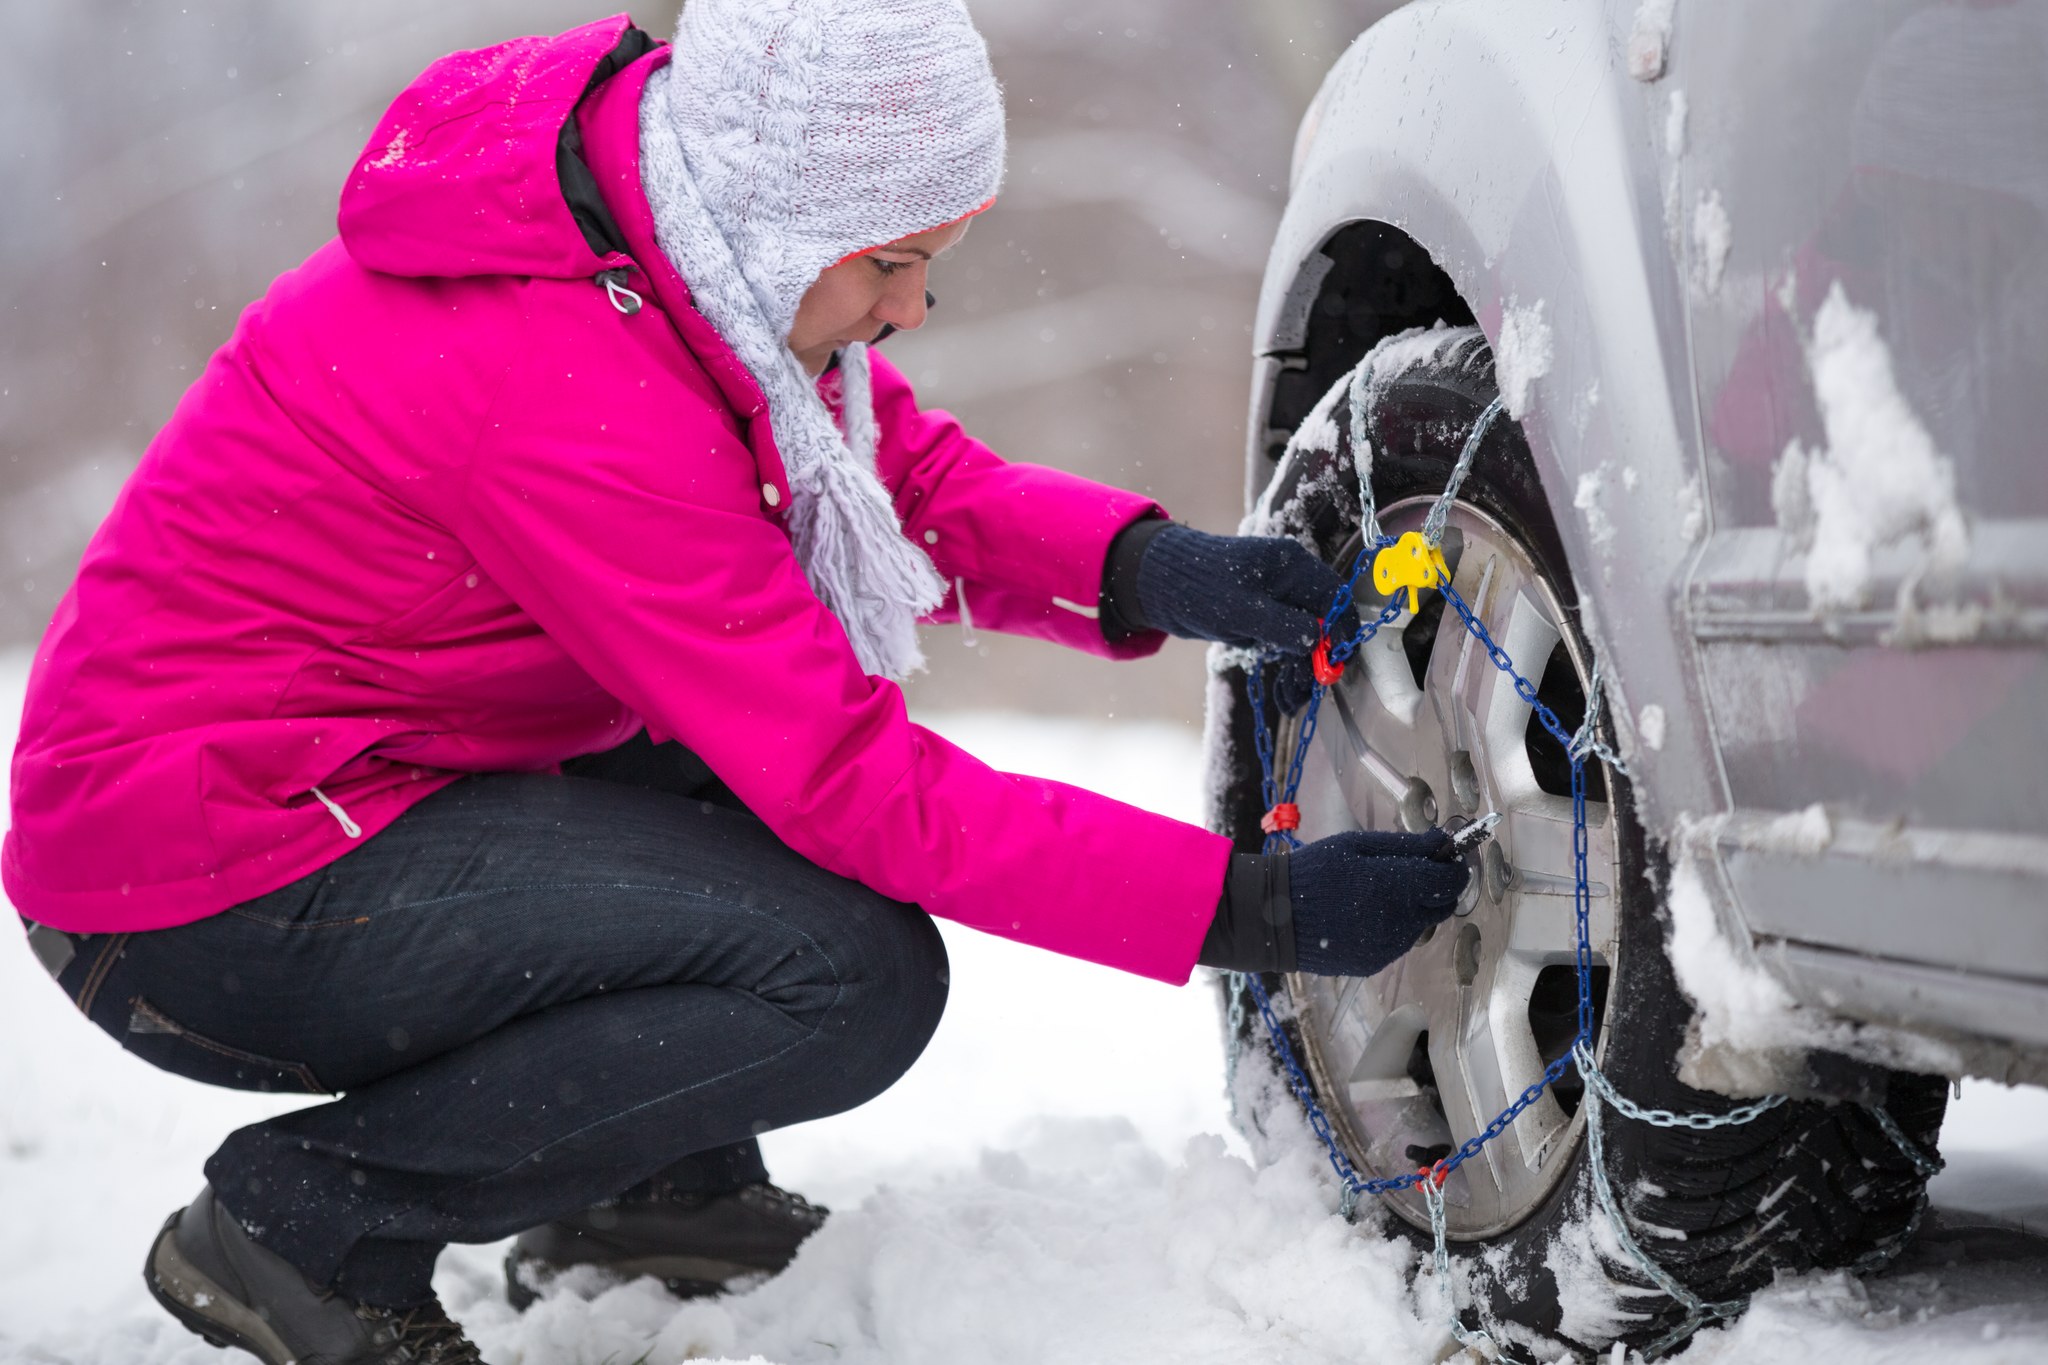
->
[956,576,978,647]
[308,786,363,839]
[1050,594,1100,620]
[603,274,643,315]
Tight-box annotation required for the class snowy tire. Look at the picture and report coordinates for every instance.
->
[1212,329,1948,1355]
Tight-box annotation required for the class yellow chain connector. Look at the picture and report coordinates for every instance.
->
[1370,530,1453,614]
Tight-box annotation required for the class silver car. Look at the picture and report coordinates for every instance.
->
[1210,0,2048,1353]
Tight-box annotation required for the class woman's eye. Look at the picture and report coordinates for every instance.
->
[873,258,908,276]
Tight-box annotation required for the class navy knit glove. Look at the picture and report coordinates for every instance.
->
[1199,829,1468,977]
[1101,521,1359,670]
[1292,829,1467,977]
[1269,653,1319,718]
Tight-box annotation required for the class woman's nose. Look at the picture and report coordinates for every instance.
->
[874,273,932,333]
[872,291,937,347]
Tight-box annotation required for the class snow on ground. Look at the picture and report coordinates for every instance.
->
[2,649,2046,1363]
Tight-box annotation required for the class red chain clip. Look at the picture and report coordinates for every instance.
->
[1260,803,1301,835]
[1311,634,1344,687]
[1420,1161,1449,1190]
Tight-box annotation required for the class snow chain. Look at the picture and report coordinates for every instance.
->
[1233,356,1938,1360]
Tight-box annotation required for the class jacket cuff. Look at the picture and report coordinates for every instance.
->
[1098,514,1172,643]
[1197,850,1296,973]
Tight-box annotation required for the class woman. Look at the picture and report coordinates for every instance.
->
[5,4,1465,1361]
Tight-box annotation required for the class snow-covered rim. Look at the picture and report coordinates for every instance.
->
[1279,496,1622,1240]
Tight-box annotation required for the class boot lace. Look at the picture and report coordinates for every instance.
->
[744,1181,826,1225]
[355,1297,485,1364]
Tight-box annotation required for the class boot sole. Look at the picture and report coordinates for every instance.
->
[143,1209,300,1365]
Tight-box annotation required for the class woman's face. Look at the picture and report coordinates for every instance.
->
[787,218,972,376]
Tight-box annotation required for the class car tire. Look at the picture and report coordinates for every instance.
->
[1212,327,1948,1355]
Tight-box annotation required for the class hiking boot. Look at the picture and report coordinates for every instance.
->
[504,1180,827,1310]
[145,1186,485,1364]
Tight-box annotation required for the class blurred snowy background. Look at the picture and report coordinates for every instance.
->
[0,0,1407,726]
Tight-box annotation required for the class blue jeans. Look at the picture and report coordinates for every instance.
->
[37,735,949,1305]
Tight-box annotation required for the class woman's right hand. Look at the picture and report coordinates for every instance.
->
[1289,829,1468,978]
[1198,828,1470,978]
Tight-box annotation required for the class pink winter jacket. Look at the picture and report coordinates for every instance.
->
[2,16,1232,983]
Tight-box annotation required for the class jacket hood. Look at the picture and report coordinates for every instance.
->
[338,15,655,281]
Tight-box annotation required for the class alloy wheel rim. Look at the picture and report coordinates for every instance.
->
[1279,495,1621,1239]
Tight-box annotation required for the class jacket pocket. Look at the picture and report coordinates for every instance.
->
[124,996,331,1095]
[367,559,485,646]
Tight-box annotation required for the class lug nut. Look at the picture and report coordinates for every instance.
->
[1450,750,1479,814]
[1454,924,1482,986]
[1402,777,1438,832]
[1483,840,1512,902]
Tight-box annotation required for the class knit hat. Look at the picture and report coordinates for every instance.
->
[638,0,1006,679]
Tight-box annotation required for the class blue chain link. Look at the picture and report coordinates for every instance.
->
[1246,538,1402,857]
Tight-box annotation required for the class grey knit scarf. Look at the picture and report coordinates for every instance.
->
[637,62,946,679]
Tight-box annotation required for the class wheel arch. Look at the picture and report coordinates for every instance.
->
[1244,0,1721,833]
